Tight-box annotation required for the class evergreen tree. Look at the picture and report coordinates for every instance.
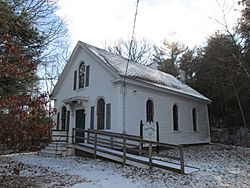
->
[153,40,187,77]
[0,0,65,151]
[194,33,249,129]
[179,48,202,85]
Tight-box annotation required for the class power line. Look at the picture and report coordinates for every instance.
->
[122,0,140,134]
[122,0,140,86]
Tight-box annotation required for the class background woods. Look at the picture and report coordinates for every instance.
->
[0,0,249,153]
[105,0,250,145]
[0,0,65,152]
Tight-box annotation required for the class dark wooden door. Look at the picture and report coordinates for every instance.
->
[75,109,85,143]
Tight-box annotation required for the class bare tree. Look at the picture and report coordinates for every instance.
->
[211,0,250,129]
[3,0,69,94]
[213,0,249,78]
[104,38,155,66]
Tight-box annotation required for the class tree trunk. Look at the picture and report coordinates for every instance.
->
[231,81,247,129]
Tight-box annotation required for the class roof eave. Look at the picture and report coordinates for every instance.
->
[50,41,83,98]
[51,41,122,98]
[112,78,211,104]
[78,42,121,80]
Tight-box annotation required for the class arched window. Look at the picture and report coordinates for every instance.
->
[192,108,197,131]
[97,98,105,130]
[173,104,178,131]
[61,106,66,130]
[146,99,154,123]
[79,62,85,89]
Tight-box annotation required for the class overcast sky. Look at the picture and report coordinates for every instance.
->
[57,0,241,49]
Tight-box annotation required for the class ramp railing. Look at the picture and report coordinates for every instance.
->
[72,128,185,174]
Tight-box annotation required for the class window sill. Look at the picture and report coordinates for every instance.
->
[172,130,180,133]
[76,87,86,92]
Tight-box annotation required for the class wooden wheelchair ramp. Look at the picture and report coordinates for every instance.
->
[72,128,199,174]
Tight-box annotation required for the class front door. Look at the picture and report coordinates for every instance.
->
[75,109,85,143]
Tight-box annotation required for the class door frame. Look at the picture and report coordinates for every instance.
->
[75,109,85,143]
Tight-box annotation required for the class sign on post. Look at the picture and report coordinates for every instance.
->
[143,123,156,141]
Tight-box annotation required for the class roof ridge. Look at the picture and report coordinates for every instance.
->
[79,40,177,78]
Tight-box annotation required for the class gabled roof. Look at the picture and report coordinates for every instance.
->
[51,41,210,103]
[79,41,210,103]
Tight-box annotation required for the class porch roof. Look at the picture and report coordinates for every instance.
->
[63,96,89,104]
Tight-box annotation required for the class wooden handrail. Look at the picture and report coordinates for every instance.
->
[72,128,185,174]
[52,129,69,132]
[73,128,181,148]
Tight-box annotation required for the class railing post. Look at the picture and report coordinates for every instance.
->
[94,131,97,159]
[55,138,58,158]
[110,137,113,149]
[139,139,142,156]
[123,135,126,166]
[72,128,75,144]
[140,120,143,138]
[66,131,69,143]
[148,142,153,170]
[82,130,85,143]
[139,120,143,155]
[87,131,90,144]
[179,146,185,174]
[156,121,159,153]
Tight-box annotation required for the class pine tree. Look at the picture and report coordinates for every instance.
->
[0,0,65,152]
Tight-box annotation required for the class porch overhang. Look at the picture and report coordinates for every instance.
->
[63,96,89,105]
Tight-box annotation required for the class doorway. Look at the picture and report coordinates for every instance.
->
[75,109,85,142]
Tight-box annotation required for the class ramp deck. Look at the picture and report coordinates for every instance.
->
[71,128,199,174]
[73,143,198,174]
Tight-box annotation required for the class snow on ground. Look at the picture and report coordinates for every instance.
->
[0,143,249,188]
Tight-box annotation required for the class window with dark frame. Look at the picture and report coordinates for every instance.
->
[173,104,178,131]
[79,62,85,89]
[146,99,154,123]
[97,98,105,130]
[192,108,197,131]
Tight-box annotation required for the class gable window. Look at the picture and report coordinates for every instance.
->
[192,108,198,131]
[146,99,154,123]
[173,104,178,131]
[79,62,85,89]
[97,98,105,130]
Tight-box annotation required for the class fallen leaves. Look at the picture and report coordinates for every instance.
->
[0,144,249,188]
[0,157,88,188]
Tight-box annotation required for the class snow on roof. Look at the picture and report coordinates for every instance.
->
[80,41,210,102]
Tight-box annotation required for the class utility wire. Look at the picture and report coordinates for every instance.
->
[121,0,140,134]
[122,0,140,87]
